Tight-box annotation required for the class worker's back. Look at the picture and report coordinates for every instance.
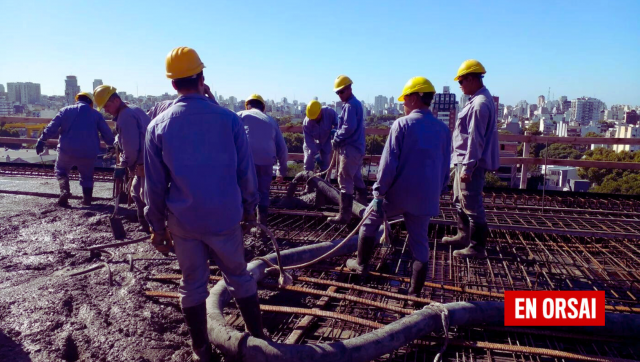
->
[145,94,257,235]
[42,101,113,158]
[378,109,451,217]
[237,109,279,166]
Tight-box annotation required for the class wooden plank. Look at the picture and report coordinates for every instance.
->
[284,286,338,344]
[1,116,115,127]
[288,153,381,162]
[500,157,640,170]
[280,125,389,136]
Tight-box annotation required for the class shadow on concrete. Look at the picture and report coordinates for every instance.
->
[0,330,31,362]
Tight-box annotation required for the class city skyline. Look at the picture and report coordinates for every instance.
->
[2,1,639,106]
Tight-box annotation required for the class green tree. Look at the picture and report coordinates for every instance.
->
[283,133,304,153]
[584,131,602,138]
[578,148,640,186]
[539,144,583,160]
[591,174,640,195]
[484,172,507,188]
[526,121,542,135]
[365,135,387,155]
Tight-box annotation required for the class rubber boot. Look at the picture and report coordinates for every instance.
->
[81,187,93,206]
[328,192,353,225]
[441,209,470,248]
[453,222,488,259]
[57,178,71,207]
[257,205,270,242]
[235,293,267,339]
[345,234,376,277]
[138,212,151,234]
[182,303,211,362]
[406,260,428,308]
[354,187,369,205]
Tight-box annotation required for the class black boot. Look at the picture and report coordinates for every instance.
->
[235,293,267,339]
[354,187,369,205]
[57,178,71,207]
[182,303,211,362]
[81,187,93,206]
[441,209,470,248]
[345,234,376,277]
[453,222,488,259]
[406,260,428,308]
[328,192,353,225]
[138,212,151,234]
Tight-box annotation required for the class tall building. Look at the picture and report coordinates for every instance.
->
[431,86,457,132]
[374,95,388,114]
[93,79,103,92]
[613,125,640,152]
[65,76,81,105]
[0,84,5,93]
[537,95,545,108]
[389,96,394,105]
[0,97,12,115]
[6,82,41,104]
[492,96,500,118]
[571,97,606,125]
[459,94,470,109]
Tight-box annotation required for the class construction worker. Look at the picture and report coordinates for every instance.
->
[442,59,499,259]
[94,85,151,233]
[237,94,288,236]
[144,47,265,360]
[346,77,450,303]
[147,84,218,120]
[303,100,338,172]
[36,92,115,206]
[329,75,368,224]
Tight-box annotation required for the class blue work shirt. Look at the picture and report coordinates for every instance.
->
[334,95,366,155]
[452,86,499,174]
[115,105,151,168]
[144,94,259,235]
[40,101,114,159]
[237,109,288,176]
[148,96,219,120]
[303,106,339,157]
[374,109,451,217]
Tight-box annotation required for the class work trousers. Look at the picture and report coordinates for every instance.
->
[359,201,431,263]
[337,145,365,194]
[129,164,146,217]
[255,164,273,208]
[55,152,95,188]
[303,147,331,172]
[452,164,486,225]
[168,220,257,308]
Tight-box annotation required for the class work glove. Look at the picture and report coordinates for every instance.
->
[372,197,384,215]
[331,138,341,150]
[113,167,126,180]
[35,140,45,155]
[241,211,257,235]
[150,229,174,256]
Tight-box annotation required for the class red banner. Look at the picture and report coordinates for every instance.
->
[504,291,605,326]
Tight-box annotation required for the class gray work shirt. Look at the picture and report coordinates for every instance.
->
[148,96,219,120]
[452,86,499,174]
[144,94,258,235]
[374,109,451,217]
[40,101,114,158]
[115,105,151,168]
[334,95,366,155]
[237,109,288,176]
[303,106,339,156]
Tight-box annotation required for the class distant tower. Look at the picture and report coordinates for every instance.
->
[65,76,81,105]
[537,95,546,108]
[93,79,103,92]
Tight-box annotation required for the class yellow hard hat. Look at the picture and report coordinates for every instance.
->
[75,92,95,105]
[245,94,265,109]
[306,100,322,119]
[165,47,205,79]
[397,77,436,102]
[93,85,117,110]
[454,59,486,81]
[333,75,353,92]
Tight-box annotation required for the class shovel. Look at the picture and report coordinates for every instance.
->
[110,179,127,240]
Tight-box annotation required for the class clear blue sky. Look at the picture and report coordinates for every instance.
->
[2,0,639,107]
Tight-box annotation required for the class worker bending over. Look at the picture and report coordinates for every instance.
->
[144,47,266,361]
[37,92,114,206]
[94,85,151,233]
[346,77,451,303]
[329,75,368,224]
[442,59,499,259]
[237,94,288,238]
[303,100,338,172]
